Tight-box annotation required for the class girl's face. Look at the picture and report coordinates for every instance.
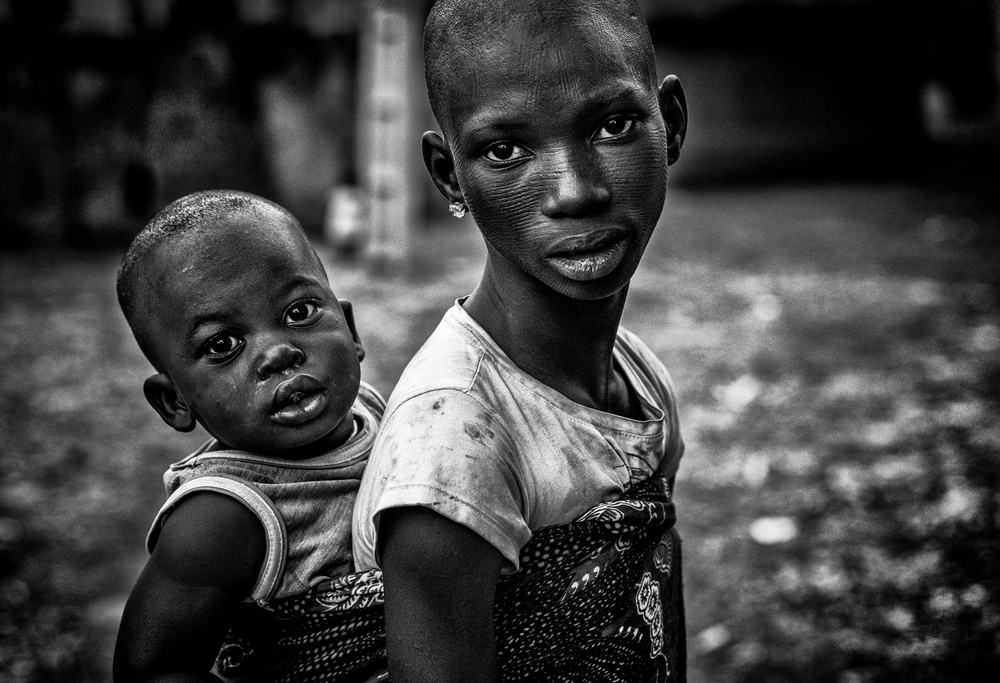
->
[443,18,672,301]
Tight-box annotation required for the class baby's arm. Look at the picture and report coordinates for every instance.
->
[113,492,266,682]
[380,506,504,683]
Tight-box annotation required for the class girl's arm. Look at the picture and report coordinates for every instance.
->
[379,506,505,683]
[113,492,266,682]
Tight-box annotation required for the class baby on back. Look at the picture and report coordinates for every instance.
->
[113,190,385,681]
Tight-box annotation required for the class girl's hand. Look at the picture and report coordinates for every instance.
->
[380,506,504,683]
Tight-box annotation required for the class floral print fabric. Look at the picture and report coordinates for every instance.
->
[494,473,684,682]
[217,474,684,682]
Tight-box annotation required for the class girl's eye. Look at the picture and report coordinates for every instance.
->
[594,116,635,141]
[484,142,529,162]
[284,301,318,325]
[204,334,243,360]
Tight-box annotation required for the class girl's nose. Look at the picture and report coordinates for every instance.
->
[540,148,611,218]
[257,342,305,379]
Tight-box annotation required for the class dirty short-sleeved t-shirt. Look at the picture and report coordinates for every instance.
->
[352,301,684,572]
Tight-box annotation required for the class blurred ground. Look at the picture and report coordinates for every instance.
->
[1,179,999,682]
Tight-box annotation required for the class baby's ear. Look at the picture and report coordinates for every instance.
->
[339,299,365,363]
[658,75,688,166]
[421,131,463,204]
[143,373,196,432]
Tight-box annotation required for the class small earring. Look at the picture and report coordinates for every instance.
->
[448,201,467,219]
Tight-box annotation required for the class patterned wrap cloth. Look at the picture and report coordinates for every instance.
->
[217,474,685,682]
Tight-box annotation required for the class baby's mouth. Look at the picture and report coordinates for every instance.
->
[271,375,328,425]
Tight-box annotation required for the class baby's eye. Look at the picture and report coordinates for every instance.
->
[203,334,243,361]
[594,116,636,141]
[483,142,530,163]
[284,301,319,326]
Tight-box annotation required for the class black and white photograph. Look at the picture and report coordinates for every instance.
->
[1,1,998,681]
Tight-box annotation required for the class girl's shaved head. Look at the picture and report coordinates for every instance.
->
[423,0,657,137]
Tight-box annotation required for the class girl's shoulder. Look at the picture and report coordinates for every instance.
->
[615,326,678,404]
[387,303,501,407]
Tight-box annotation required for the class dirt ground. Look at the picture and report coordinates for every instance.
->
[1,179,998,682]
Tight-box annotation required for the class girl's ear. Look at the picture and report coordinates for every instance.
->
[143,373,196,432]
[339,299,365,363]
[657,75,688,166]
[421,131,463,204]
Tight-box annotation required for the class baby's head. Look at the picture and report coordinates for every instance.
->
[117,190,364,458]
[422,0,687,300]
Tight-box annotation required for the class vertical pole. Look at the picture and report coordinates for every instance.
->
[357,0,421,267]
[994,0,1000,100]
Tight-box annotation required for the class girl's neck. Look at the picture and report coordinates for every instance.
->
[464,254,630,414]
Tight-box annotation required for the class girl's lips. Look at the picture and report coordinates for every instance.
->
[545,238,629,281]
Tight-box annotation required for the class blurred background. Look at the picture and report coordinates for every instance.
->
[1,0,999,681]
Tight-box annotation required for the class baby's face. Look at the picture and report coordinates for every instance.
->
[444,16,669,300]
[145,215,361,457]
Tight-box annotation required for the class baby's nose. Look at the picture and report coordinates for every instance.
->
[257,342,305,379]
[541,149,611,218]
